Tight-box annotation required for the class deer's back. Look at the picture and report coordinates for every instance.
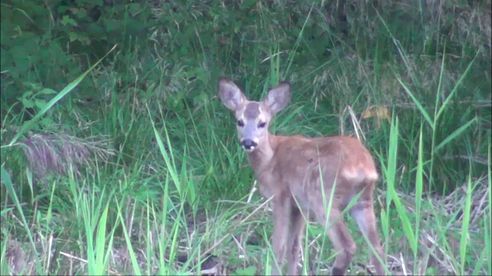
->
[264,135,378,208]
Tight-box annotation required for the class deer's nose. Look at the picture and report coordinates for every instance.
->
[240,139,257,151]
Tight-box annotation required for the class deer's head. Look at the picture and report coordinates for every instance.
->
[218,78,291,152]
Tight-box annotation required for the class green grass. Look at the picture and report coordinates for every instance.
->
[1,1,490,275]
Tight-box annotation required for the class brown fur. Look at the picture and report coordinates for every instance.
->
[219,78,385,275]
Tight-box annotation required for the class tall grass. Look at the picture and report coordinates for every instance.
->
[1,1,490,275]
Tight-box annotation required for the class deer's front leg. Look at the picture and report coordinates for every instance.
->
[286,205,305,275]
[271,191,292,275]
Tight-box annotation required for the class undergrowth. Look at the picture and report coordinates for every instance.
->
[1,1,490,275]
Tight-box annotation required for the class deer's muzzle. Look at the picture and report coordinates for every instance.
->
[240,139,257,151]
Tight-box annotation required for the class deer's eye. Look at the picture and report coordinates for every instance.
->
[237,119,245,127]
[258,121,266,128]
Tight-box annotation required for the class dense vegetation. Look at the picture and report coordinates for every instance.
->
[1,1,490,274]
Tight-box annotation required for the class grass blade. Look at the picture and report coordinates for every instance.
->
[414,125,424,272]
[433,117,476,153]
[116,200,142,275]
[395,76,433,128]
[94,204,110,274]
[147,105,183,200]
[385,116,417,255]
[459,174,473,275]
[435,52,479,121]
[7,45,117,147]
[485,141,491,275]
[1,166,38,256]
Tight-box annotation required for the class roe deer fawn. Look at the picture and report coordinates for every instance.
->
[218,78,385,275]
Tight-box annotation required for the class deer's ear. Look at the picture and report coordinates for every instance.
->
[264,81,291,114]
[218,78,246,111]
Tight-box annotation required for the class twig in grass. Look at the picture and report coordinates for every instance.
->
[59,251,87,263]
[340,105,366,141]
[239,196,273,224]
[308,233,322,248]
[199,234,231,262]
[347,105,366,142]
[246,180,258,203]
[60,251,120,275]
[380,177,488,231]
[200,196,273,261]
[420,230,456,274]
[45,233,53,274]
[441,177,488,229]
[232,234,247,259]
[355,262,376,275]
[442,154,488,165]
[61,249,119,274]
[386,254,403,274]
[400,252,408,276]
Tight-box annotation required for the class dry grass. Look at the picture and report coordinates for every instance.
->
[20,132,114,181]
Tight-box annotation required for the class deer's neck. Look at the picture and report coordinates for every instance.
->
[247,133,278,174]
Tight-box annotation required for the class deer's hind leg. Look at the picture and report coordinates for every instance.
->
[327,213,356,275]
[351,200,385,275]
[312,203,356,276]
